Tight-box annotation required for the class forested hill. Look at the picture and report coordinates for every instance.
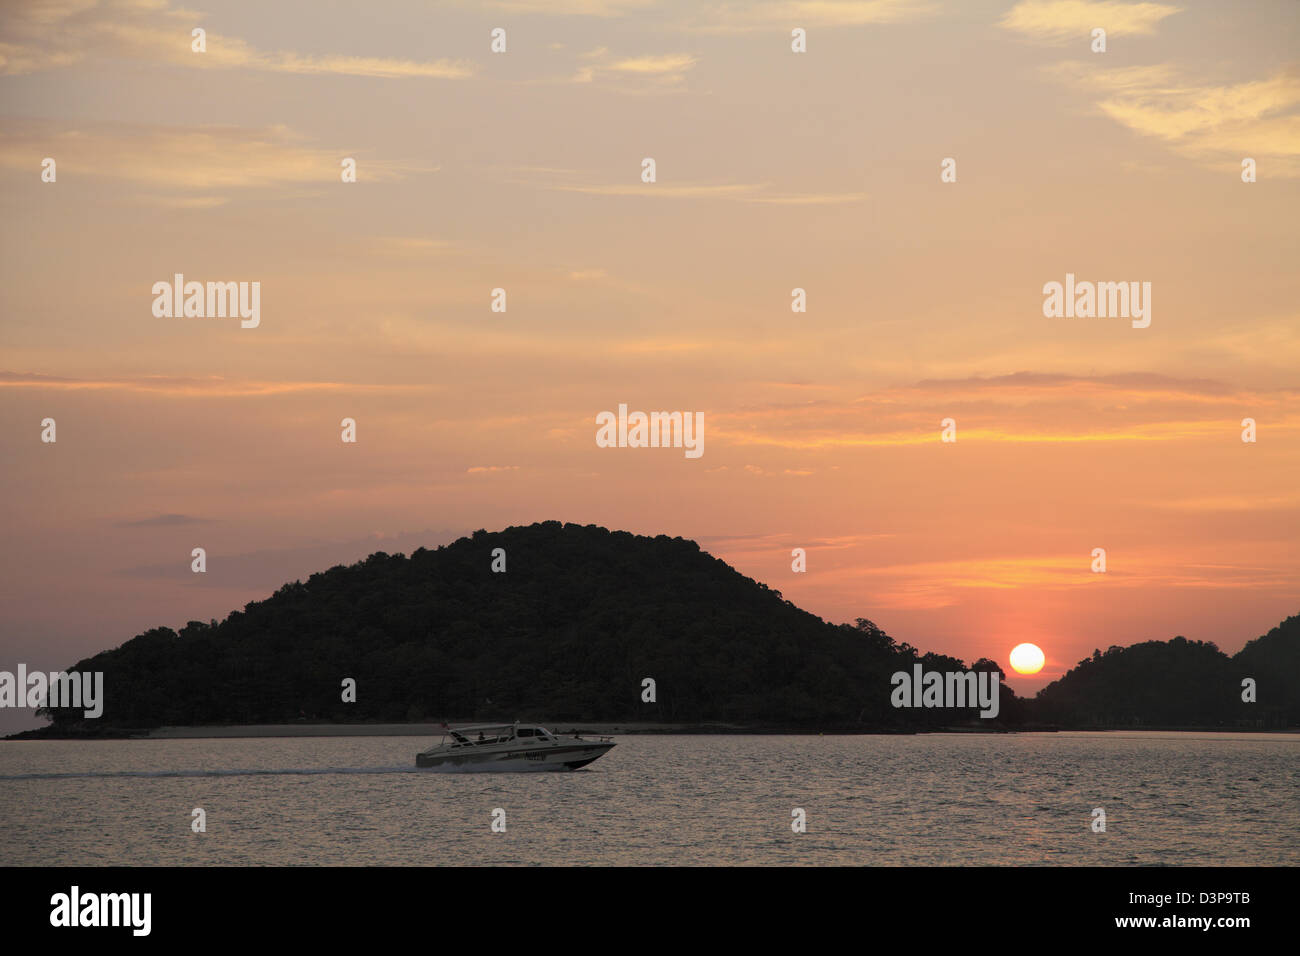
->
[36,522,1015,732]
[1033,614,1299,729]
[30,522,1296,734]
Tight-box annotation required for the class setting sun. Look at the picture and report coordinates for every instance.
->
[1009,643,1046,675]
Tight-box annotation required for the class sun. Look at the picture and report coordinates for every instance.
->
[1009,642,1046,675]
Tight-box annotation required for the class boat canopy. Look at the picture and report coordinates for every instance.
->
[441,723,556,745]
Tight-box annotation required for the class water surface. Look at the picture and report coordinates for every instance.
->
[1,732,1295,866]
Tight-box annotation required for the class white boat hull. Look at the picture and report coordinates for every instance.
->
[416,741,615,772]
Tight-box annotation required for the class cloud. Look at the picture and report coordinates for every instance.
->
[606,338,717,354]
[512,168,866,203]
[550,181,768,198]
[117,513,211,528]
[370,237,464,257]
[116,529,464,588]
[1188,314,1300,368]
[608,53,697,74]
[826,553,1292,603]
[478,0,937,30]
[559,46,698,91]
[999,0,1181,43]
[698,530,894,552]
[1049,62,1300,176]
[733,464,815,476]
[0,0,474,77]
[677,0,941,33]
[466,465,521,473]
[481,0,656,14]
[1151,494,1300,513]
[0,371,441,397]
[706,372,1300,450]
[0,118,435,194]
[741,191,869,205]
[904,370,1237,399]
[132,194,230,209]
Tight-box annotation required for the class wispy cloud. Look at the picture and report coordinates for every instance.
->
[999,0,1181,44]
[478,0,936,30]
[0,0,474,77]
[607,52,697,74]
[1151,494,1300,513]
[480,0,656,15]
[1049,62,1300,175]
[117,513,212,528]
[369,237,464,257]
[738,464,815,476]
[132,194,230,210]
[741,191,868,205]
[511,167,865,203]
[677,0,940,33]
[0,119,435,194]
[708,373,1300,450]
[549,46,699,92]
[699,530,895,553]
[0,371,442,397]
[550,181,768,198]
[829,553,1292,606]
[115,529,464,587]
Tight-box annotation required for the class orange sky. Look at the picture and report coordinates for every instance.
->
[2,0,1298,732]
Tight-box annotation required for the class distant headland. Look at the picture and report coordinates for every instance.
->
[9,522,1298,739]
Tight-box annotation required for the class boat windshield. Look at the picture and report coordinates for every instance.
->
[447,727,513,747]
[441,724,557,747]
[515,726,555,740]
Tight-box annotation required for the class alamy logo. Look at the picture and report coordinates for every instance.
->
[50,886,150,936]
[890,665,1000,718]
[0,665,103,718]
[1042,273,1151,328]
[595,404,704,459]
[152,274,260,328]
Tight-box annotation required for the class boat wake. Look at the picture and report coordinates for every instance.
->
[0,766,428,781]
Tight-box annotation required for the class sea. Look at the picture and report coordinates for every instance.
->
[1,732,1296,866]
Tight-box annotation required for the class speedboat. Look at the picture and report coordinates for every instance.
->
[415,722,615,771]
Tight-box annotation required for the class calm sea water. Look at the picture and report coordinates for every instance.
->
[1,732,1296,866]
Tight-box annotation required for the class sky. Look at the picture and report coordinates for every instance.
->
[1,0,1298,733]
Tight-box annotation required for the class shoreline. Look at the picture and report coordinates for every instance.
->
[145,721,711,739]
[6,722,1294,741]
